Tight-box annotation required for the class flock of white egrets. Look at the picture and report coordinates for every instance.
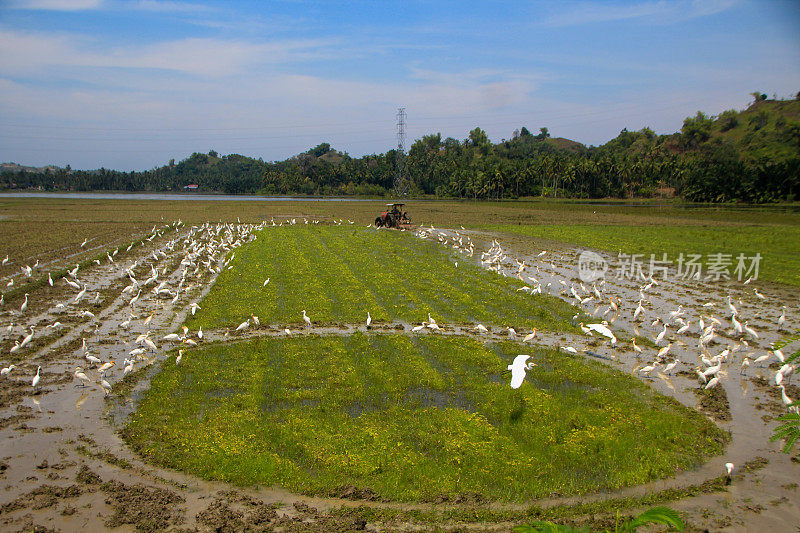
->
[412,224,796,415]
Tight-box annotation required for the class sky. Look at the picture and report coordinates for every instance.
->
[1,0,799,171]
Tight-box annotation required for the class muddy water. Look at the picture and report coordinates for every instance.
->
[0,222,798,531]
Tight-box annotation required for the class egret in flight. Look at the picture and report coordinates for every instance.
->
[508,355,536,389]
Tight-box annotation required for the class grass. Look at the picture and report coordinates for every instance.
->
[124,334,728,502]
[184,225,578,331]
[485,224,800,286]
[3,197,799,283]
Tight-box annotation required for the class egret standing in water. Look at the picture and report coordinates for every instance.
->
[31,366,41,388]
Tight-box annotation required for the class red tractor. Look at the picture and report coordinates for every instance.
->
[374,203,411,229]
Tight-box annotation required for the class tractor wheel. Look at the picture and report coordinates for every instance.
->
[385,215,395,228]
[374,217,383,227]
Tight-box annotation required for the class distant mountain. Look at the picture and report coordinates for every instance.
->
[0,162,63,174]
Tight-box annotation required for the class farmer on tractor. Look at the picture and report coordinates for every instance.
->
[375,203,410,229]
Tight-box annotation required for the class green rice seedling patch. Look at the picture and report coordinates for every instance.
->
[124,334,727,502]
[186,225,578,331]
[485,224,800,286]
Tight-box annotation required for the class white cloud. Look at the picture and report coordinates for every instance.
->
[132,0,214,14]
[0,28,335,77]
[5,0,103,10]
[545,0,738,26]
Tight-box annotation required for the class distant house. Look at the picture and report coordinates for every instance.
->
[184,184,199,191]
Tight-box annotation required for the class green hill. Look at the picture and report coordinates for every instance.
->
[675,96,800,162]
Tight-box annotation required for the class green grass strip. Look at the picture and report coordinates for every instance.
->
[124,334,728,502]
[485,224,800,286]
[186,225,578,331]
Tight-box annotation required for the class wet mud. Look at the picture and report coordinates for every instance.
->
[0,221,798,531]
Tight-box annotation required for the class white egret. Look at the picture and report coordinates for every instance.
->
[743,321,759,339]
[366,312,372,328]
[235,319,250,333]
[663,359,680,375]
[669,305,684,319]
[585,323,617,344]
[740,357,750,375]
[754,288,765,300]
[74,285,87,303]
[705,376,720,389]
[725,462,734,484]
[48,273,53,286]
[189,302,201,316]
[657,343,673,359]
[632,339,643,354]
[19,327,35,349]
[1,364,16,376]
[97,361,114,373]
[176,350,183,365]
[778,384,797,411]
[654,325,668,345]
[129,289,141,307]
[731,314,743,335]
[74,367,91,387]
[20,293,28,313]
[411,324,425,332]
[778,306,786,330]
[639,363,658,377]
[31,366,41,388]
[508,354,536,389]
[702,362,722,378]
[302,310,312,327]
[523,329,538,342]
[727,296,738,317]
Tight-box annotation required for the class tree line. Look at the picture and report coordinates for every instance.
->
[3,94,799,203]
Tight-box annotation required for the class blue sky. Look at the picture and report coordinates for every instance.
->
[1,0,798,170]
